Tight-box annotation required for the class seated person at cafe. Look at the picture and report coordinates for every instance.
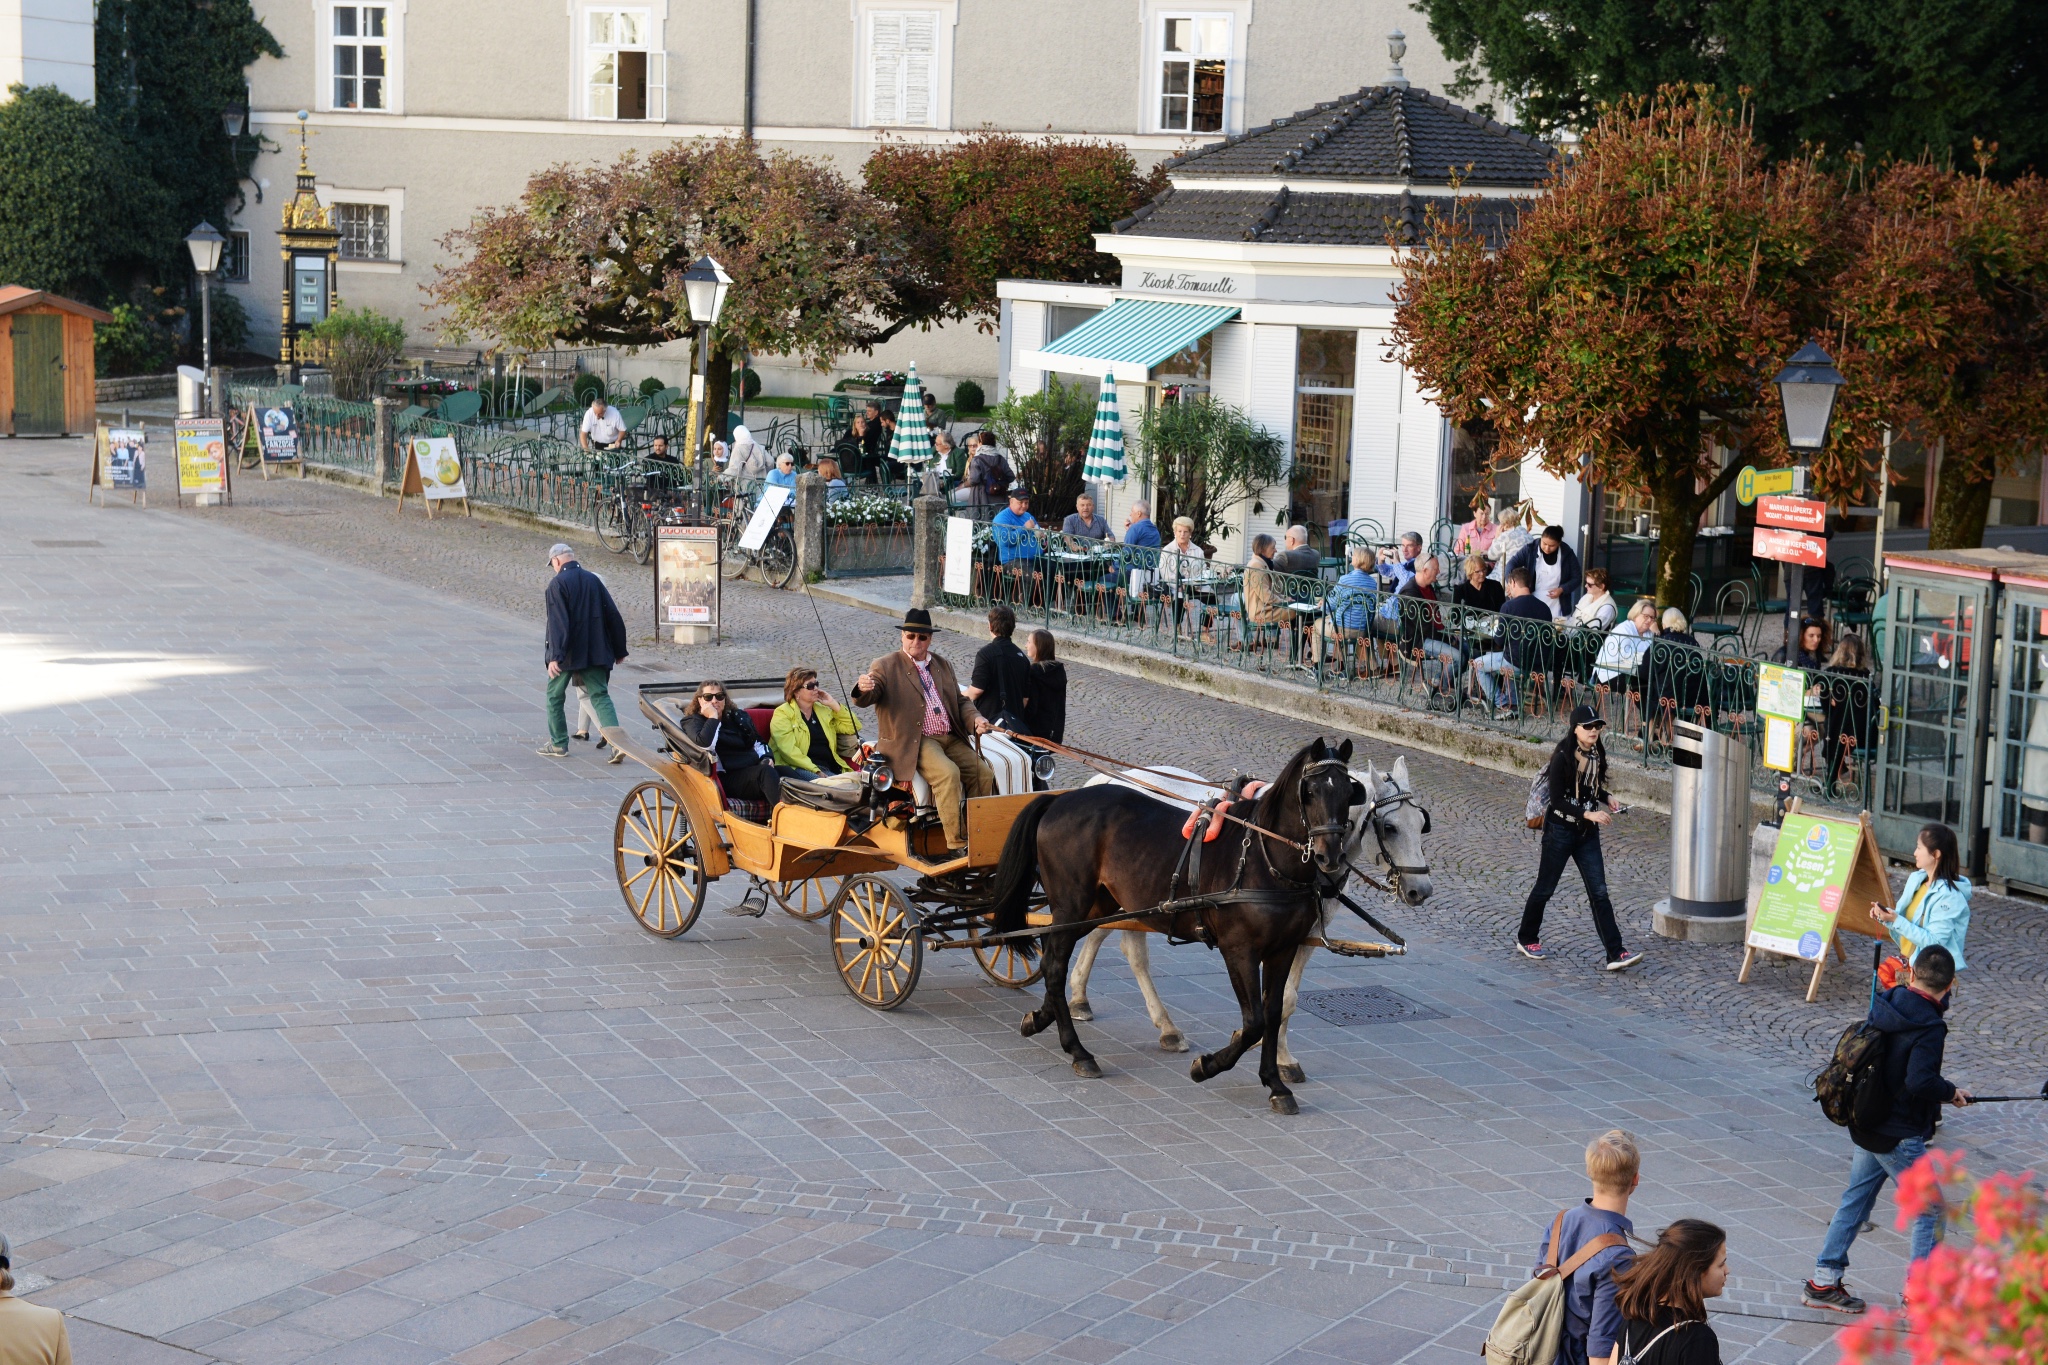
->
[1062,492,1110,543]
[1397,556,1460,699]
[1315,545,1378,666]
[1470,566,1555,711]
[765,451,799,488]
[1240,533,1295,645]
[815,455,851,501]
[1455,554,1505,613]
[1156,516,1208,589]
[1274,524,1321,576]
[992,486,1042,564]
[770,668,861,776]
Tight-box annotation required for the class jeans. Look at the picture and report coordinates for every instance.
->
[546,666,617,747]
[1518,817,1626,959]
[1472,651,1517,707]
[1815,1135,1941,1281]
[1419,638,1461,694]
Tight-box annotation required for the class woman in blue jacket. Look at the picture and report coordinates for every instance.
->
[1870,822,1970,985]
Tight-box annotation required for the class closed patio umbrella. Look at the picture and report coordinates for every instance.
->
[888,365,935,484]
[1082,372,1125,485]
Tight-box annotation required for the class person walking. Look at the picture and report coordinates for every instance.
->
[1870,822,1970,990]
[539,543,628,759]
[1535,1130,1641,1365]
[1802,944,1972,1314]
[1517,705,1642,970]
[1025,629,1066,745]
[769,668,861,777]
[1612,1220,1730,1365]
[0,1235,70,1365]
[852,608,996,855]
[966,604,1035,733]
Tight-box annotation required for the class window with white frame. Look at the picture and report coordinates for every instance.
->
[220,230,250,283]
[331,3,391,111]
[1155,13,1231,133]
[585,9,664,121]
[866,10,938,127]
[334,203,390,261]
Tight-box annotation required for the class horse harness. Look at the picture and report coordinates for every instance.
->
[1157,759,1352,946]
[1349,783,1432,895]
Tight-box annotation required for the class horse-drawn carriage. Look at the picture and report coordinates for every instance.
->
[600,678,1428,1111]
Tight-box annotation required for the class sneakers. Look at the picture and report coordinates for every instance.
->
[537,743,569,757]
[1801,1280,1867,1314]
[1606,950,1644,972]
[1516,941,1548,960]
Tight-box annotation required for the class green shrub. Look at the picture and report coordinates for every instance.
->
[741,366,762,400]
[952,378,985,411]
[309,305,405,401]
[637,375,665,396]
[94,302,175,376]
[572,372,607,405]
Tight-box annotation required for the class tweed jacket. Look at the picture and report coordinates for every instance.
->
[851,648,975,779]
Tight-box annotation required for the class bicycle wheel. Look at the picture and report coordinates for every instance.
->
[631,509,655,564]
[721,525,753,579]
[595,495,629,555]
[761,525,798,588]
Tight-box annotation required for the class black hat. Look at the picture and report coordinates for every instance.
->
[897,607,938,634]
[1569,704,1606,729]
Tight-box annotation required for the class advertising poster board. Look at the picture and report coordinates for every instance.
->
[174,419,229,505]
[943,516,975,596]
[1756,664,1806,774]
[738,483,792,552]
[657,524,720,635]
[89,426,148,506]
[1739,803,1891,1000]
[396,436,470,517]
[255,405,302,469]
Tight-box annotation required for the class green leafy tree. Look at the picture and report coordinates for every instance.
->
[982,378,1098,524]
[1392,86,1844,606]
[1416,0,2048,174]
[1131,398,1288,552]
[0,85,163,299]
[310,306,406,401]
[93,302,176,377]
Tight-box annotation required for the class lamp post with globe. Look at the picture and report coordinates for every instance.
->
[1770,342,1847,646]
[680,254,731,518]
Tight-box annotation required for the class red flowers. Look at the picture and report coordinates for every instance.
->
[1837,1150,2048,1364]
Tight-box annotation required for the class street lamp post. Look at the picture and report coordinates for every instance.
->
[680,254,732,519]
[1771,342,1847,649]
[185,221,228,391]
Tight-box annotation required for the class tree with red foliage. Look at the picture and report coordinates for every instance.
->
[1393,85,1845,606]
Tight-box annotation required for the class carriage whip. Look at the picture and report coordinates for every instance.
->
[802,583,852,706]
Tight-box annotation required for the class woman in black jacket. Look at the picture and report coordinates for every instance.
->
[678,681,783,807]
[1612,1219,1729,1365]
[1026,630,1066,743]
[1515,705,1642,970]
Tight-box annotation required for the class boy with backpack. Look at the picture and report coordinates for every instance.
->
[1483,1130,1640,1364]
[1802,944,1972,1314]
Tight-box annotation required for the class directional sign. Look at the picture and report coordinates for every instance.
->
[1757,495,1827,533]
[1735,465,1801,506]
[1752,525,1828,568]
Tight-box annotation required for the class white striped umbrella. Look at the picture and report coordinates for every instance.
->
[887,365,935,474]
[1082,372,1125,484]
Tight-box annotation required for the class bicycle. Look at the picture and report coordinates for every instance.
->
[718,484,798,588]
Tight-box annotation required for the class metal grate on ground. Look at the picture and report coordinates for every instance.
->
[1298,985,1448,1026]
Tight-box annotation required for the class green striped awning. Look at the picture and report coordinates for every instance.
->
[1018,298,1241,383]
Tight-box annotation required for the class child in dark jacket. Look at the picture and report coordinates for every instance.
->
[1803,945,1972,1314]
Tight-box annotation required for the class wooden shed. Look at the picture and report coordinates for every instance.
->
[0,286,110,437]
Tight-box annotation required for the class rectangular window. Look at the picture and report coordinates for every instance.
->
[334,203,390,261]
[220,230,250,284]
[1294,329,1355,535]
[1047,305,1104,346]
[293,257,329,324]
[332,4,388,110]
[586,9,655,120]
[868,10,937,127]
[1158,14,1230,133]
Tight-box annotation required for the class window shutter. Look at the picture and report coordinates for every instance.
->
[869,14,903,126]
[900,11,935,126]
[646,49,666,121]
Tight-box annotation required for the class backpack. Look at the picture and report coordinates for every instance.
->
[1618,1320,1697,1365]
[980,450,1014,500]
[1813,1019,1894,1148]
[1480,1210,1629,1365]
[1524,769,1549,829]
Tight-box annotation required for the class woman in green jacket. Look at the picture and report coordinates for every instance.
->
[769,667,860,776]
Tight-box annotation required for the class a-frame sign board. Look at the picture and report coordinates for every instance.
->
[1739,801,1892,1002]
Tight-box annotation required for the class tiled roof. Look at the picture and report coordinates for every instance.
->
[1114,187,1529,248]
[1162,85,1555,188]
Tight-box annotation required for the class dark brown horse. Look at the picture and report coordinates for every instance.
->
[988,738,1361,1114]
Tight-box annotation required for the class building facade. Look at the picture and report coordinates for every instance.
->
[999,46,1563,556]
[227,1,1471,397]
[0,0,94,103]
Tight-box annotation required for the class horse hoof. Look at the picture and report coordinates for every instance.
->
[1069,1001,1095,1022]
[1270,1094,1300,1116]
[1278,1062,1306,1084]
[1189,1056,1212,1083]
[1072,1057,1103,1079]
[1159,1031,1188,1053]
[1020,1012,1047,1038]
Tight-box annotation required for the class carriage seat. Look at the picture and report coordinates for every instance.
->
[780,774,866,813]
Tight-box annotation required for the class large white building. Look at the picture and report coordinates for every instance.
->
[999,47,1576,554]
[0,0,94,103]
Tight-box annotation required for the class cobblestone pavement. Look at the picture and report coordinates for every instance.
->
[1,442,2040,1364]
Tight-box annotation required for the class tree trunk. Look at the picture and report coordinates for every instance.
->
[1650,467,1701,611]
[1927,456,1991,551]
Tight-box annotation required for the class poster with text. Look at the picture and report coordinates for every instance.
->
[105,428,147,489]
[255,405,300,462]
[1749,813,1861,959]
[409,437,468,499]
[657,525,719,625]
[175,420,226,494]
[943,517,975,596]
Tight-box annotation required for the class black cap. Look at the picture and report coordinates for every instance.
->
[1569,704,1606,729]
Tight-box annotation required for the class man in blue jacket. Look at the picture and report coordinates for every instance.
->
[1505,524,1582,620]
[1802,944,1972,1314]
[540,543,630,758]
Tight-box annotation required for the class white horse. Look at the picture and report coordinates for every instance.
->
[1071,757,1433,1081]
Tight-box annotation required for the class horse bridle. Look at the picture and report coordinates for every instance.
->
[1295,757,1357,864]
[1352,782,1433,889]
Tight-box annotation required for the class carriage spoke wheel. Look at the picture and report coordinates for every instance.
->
[973,890,1046,989]
[830,874,922,1010]
[770,875,846,923]
[614,781,707,938]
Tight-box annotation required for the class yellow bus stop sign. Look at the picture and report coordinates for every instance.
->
[1736,465,1798,506]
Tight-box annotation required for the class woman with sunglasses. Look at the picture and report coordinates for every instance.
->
[679,682,786,807]
[769,668,860,777]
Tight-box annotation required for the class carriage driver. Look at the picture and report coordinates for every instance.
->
[852,607,997,855]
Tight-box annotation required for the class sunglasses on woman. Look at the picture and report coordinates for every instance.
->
[699,692,725,702]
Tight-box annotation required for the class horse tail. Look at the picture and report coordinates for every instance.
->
[989,793,1058,938]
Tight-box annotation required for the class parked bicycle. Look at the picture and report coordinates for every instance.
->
[718,484,798,588]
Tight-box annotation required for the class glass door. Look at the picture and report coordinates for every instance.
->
[1875,573,1995,869]
[1989,587,2048,893]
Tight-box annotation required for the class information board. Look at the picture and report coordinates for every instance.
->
[1735,465,1800,505]
[1757,495,1826,533]
[738,483,791,552]
[1752,525,1828,568]
[657,524,719,626]
[1739,803,1891,1000]
[943,516,975,596]
[1756,664,1807,719]
[90,425,149,506]
[396,436,470,517]
[175,419,227,501]
[254,405,300,463]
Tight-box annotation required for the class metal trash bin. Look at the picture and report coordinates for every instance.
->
[1653,720,1752,942]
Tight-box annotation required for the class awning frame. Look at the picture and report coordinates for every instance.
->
[1016,297,1241,384]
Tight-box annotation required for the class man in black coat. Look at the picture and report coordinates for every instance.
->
[1802,945,1972,1315]
[541,543,630,757]
[965,604,1035,732]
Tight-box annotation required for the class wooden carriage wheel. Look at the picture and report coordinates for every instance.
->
[972,889,1046,989]
[769,875,846,922]
[614,781,707,937]
[830,874,922,1010]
